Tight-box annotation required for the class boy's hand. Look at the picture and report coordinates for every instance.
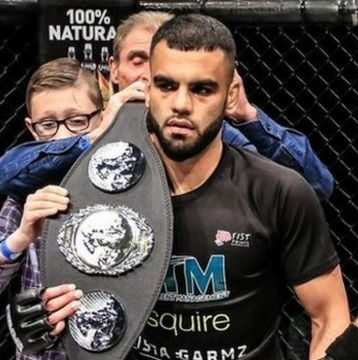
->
[8,185,69,254]
[88,80,146,144]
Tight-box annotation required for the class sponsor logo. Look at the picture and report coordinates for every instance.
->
[215,231,251,248]
[147,310,230,336]
[160,255,230,303]
[134,336,248,359]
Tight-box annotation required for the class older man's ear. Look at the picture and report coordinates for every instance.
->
[109,56,120,85]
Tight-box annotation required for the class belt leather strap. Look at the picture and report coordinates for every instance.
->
[40,103,173,359]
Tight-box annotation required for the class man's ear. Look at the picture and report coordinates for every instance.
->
[225,77,240,115]
[109,56,119,84]
[24,117,39,140]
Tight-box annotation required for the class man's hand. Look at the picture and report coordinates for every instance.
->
[42,284,83,336]
[7,284,82,353]
[4,186,69,258]
[225,70,258,123]
[88,80,146,143]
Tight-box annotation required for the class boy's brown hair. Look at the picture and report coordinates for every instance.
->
[26,58,103,115]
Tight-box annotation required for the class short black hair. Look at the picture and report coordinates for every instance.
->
[150,13,236,74]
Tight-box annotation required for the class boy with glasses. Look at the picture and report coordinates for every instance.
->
[0,57,122,359]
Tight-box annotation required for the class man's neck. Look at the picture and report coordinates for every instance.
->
[152,135,223,196]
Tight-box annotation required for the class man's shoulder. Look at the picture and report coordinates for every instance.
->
[226,144,312,196]
[227,144,299,177]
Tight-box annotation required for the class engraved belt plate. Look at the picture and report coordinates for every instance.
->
[57,204,154,275]
[88,141,146,193]
[69,290,126,352]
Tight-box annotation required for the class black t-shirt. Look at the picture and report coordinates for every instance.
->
[132,144,339,360]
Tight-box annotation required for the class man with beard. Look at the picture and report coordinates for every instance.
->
[10,14,350,360]
[117,14,349,360]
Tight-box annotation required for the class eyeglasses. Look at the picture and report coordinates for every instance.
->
[31,109,102,138]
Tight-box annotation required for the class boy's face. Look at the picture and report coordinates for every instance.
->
[26,84,102,141]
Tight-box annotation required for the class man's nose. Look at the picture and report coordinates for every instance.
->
[172,88,192,114]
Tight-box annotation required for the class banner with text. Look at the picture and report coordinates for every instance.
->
[39,0,135,104]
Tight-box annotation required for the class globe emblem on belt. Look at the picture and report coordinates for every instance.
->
[88,141,146,193]
[69,290,126,352]
[57,204,154,275]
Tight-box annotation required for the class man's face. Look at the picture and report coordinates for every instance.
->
[109,27,155,89]
[146,40,235,162]
[26,84,102,141]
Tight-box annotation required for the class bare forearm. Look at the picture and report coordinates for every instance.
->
[310,317,350,360]
[294,266,350,360]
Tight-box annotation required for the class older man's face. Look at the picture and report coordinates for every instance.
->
[110,27,155,89]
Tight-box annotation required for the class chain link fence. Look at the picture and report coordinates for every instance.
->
[233,23,358,359]
[0,2,357,360]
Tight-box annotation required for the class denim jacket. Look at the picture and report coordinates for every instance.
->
[0,135,89,203]
[223,109,334,199]
[0,109,334,202]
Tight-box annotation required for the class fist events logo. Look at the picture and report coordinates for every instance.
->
[215,230,251,247]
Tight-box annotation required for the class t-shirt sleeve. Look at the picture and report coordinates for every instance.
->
[276,172,339,286]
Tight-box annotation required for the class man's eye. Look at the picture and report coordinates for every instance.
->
[192,86,213,96]
[132,59,144,66]
[157,83,175,92]
[132,57,147,66]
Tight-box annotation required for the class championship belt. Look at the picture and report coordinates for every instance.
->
[40,103,173,359]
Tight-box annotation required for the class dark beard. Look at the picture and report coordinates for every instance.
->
[146,111,223,162]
